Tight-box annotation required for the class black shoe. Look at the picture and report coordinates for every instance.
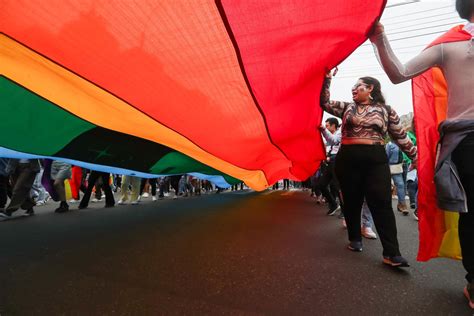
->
[410,203,416,209]
[78,203,88,210]
[347,241,363,252]
[327,205,340,216]
[25,208,35,216]
[104,204,115,208]
[383,256,410,267]
[55,202,69,213]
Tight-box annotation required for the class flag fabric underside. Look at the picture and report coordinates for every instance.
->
[0,0,386,189]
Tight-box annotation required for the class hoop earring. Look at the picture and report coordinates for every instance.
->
[369,94,373,101]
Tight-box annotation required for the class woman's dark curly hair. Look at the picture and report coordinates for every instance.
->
[359,76,386,105]
[456,0,474,20]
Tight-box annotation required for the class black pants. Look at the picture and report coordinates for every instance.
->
[140,178,157,196]
[0,175,8,208]
[114,174,122,191]
[452,134,474,283]
[335,145,401,257]
[169,175,181,194]
[79,171,114,207]
[79,169,88,194]
[94,176,104,199]
[319,158,342,210]
[311,176,321,195]
[283,179,290,189]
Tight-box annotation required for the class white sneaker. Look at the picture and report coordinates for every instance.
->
[362,226,377,239]
[36,200,45,206]
[131,200,139,205]
[173,195,178,200]
[91,198,100,203]
[152,196,157,202]
[117,199,127,205]
[69,199,79,204]
[142,192,149,198]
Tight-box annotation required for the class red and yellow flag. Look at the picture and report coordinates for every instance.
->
[413,25,472,261]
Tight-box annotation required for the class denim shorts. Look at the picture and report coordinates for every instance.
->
[51,161,72,180]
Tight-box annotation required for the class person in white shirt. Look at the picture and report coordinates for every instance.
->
[370,0,474,308]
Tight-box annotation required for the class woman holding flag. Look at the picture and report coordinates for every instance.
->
[370,0,474,309]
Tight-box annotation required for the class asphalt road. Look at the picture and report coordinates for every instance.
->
[0,190,471,315]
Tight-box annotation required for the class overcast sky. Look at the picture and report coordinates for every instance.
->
[329,0,465,116]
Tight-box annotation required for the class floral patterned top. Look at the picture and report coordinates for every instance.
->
[320,78,417,160]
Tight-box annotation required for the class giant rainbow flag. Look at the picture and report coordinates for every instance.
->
[0,1,386,190]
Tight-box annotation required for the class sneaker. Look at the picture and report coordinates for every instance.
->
[173,195,178,200]
[104,204,115,208]
[117,199,127,205]
[36,200,45,206]
[25,208,35,216]
[131,200,139,205]
[413,209,419,221]
[383,256,410,267]
[410,203,416,209]
[347,241,363,252]
[91,198,100,203]
[463,282,474,309]
[158,195,164,200]
[78,203,88,210]
[327,205,341,216]
[0,210,12,218]
[69,199,79,204]
[362,226,377,239]
[152,196,157,202]
[101,194,106,199]
[142,192,149,198]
